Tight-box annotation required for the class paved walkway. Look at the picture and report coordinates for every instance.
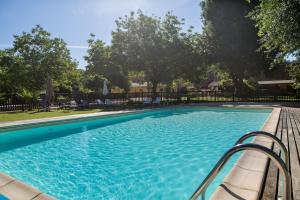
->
[261,107,300,200]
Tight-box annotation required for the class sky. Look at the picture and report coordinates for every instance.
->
[0,0,203,69]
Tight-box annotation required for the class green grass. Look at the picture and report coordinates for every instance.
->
[0,109,104,122]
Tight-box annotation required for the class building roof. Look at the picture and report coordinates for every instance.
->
[258,80,294,85]
[130,82,148,87]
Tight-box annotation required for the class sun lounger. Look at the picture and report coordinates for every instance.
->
[89,99,104,107]
[152,97,161,104]
[105,99,113,105]
[68,100,78,108]
[95,99,104,105]
[78,100,89,108]
[143,97,152,104]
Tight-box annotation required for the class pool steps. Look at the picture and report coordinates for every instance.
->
[0,173,54,200]
[210,108,281,200]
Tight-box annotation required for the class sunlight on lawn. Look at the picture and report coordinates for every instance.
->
[0,109,103,122]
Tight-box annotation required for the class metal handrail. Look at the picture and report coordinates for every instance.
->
[235,131,289,170]
[190,144,291,200]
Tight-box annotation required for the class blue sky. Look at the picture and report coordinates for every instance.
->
[0,0,202,68]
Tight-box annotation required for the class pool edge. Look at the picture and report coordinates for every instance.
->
[210,107,281,200]
[0,105,277,199]
[0,172,54,200]
[0,104,275,133]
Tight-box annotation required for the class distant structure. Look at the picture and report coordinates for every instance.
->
[258,80,295,94]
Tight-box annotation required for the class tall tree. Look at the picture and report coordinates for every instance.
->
[179,30,209,88]
[111,11,184,94]
[0,25,79,99]
[84,35,129,92]
[202,0,270,95]
[250,0,300,57]
[0,49,25,101]
[250,0,300,86]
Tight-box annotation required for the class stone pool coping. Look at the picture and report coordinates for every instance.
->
[0,172,54,200]
[0,105,278,199]
[0,104,275,132]
[210,107,281,200]
[0,109,143,132]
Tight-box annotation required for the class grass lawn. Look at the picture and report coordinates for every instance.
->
[0,109,104,123]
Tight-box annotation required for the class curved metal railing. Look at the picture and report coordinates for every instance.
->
[235,131,289,170]
[190,143,291,200]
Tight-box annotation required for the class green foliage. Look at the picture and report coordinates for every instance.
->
[0,25,81,100]
[85,35,129,91]
[84,74,106,92]
[128,71,146,84]
[208,65,233,90]
[0,92,7,104]
[250,0,300,85]
[288,60,300,88]
[179,31,209,87]
[111,11,206,93]
[56,95,67,103]
[202,0,270,94]
[250,0,300,56]
[0,49,25,94]
[16,89,39,102]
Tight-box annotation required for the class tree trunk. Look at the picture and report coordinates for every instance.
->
[232,76,244,98]
[151,81,158,100]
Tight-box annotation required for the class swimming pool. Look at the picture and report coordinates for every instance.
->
[0,107,271,199]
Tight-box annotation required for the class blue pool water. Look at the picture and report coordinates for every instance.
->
[0,107,271,199]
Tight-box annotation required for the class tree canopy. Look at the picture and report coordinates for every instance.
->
[111,11,181,93]
[202,0,270,94]
[110,11,207,93]
[84,35,129,92]
[250,0,300,87]
[0,25,80,101]
[250,0,300,57]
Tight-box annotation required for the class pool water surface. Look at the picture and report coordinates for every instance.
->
[0,107,271,199]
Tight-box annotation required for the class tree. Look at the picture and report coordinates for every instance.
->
[84,74,105,93]
[179,30,209,88]
[84,35,129,92]
[250,0,300,86]
[0,25,80,101]
[0,49,27,100]
[202,0,270,95]
[250,0,300,57]
[13,25,78,92]
[111,11,185,95]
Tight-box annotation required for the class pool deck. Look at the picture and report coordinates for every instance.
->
[211,107,300,200]
[0,105,299,199]
[261,107,300,200]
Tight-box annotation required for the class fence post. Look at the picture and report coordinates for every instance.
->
[214,91,217,102]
